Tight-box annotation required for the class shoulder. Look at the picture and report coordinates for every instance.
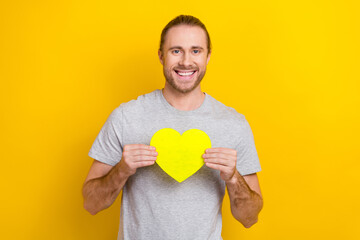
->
[114,89,160,114]
[206,93,247,125]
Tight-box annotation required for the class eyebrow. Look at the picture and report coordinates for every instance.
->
[168,46,205,51]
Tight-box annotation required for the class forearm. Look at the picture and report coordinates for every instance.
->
[226,171,263,228]
[82,164,129,215]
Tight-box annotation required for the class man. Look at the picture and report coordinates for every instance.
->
[83,15,263,240]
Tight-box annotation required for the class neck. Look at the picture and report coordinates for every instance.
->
[162,84,205,111]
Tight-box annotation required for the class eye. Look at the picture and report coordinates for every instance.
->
[193,49,200,54]
[172,49,181,54]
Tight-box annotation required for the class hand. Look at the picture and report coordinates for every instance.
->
[202,148,237,182]
[118,144,157,177]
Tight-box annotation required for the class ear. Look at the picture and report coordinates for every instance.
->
[206,51,211,65]
[158,50,164,65]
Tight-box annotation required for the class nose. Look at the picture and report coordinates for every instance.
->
[179,52,192,67]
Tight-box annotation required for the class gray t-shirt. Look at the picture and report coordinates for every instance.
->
[88,89,261,240]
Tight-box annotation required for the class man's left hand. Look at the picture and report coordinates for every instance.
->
[202,148,237,182]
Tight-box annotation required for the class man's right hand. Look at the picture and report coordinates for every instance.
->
[117,144,158,177]
[83,144,157,215]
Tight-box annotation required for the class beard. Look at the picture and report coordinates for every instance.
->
[163,66,207,94]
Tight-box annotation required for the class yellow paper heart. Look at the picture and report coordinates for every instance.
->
[150,128,212,183]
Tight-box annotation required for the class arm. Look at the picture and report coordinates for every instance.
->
[203,148,263,228]
[82,144,157,215]
[226,172,263,228]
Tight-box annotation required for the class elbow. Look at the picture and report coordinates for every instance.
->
[232,208,261,228]
[82,187,100,215]
[242,218,258,228]
[83,201,99,216]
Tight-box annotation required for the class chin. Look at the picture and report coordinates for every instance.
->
[170,81,201,94]
[163,69,204,94]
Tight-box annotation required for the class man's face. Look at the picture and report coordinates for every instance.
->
[158,25,211,94]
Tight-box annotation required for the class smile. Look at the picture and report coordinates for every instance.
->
[174,70,197,78]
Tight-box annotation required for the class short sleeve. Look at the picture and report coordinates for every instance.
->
[235,118,262,176]
[88,107,123,166]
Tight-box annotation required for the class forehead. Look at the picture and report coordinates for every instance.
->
[164,25,207,49]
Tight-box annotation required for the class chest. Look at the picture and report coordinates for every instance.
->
[121,113,241,150]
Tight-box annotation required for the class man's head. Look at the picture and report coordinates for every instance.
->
[159,15,212,56]
[158,15,211,94]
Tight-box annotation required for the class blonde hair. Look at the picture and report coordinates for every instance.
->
[159,15,211,55]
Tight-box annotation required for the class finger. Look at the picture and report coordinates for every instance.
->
[132,155,157,162]
[127,149,158,157]
[205,162,228,172]
[203,155,235,167]
[205,148,236,156]
[203,153,233,161]
[124,144,156,151]
[135,160,156,168]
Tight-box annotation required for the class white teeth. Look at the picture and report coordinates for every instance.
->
[177,71,195,76]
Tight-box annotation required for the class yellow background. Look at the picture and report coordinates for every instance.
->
[1,0,359,239]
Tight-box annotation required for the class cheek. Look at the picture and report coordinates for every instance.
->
[195,56,208,65]
[167,62,179,71]
[165,54,183,64]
